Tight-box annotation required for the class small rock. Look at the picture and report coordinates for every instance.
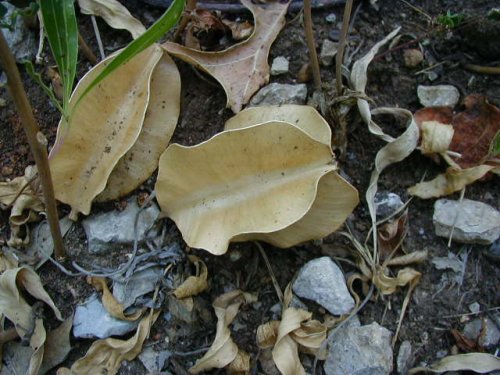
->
[167,295,197,323]
[1,2,37,62]
[403,49,423,68]
[397,340,412,375]
[73,294,139,339]
[113,267,164,309]
[1,166,13,176]
[320,39,338,66]
[324,322,393,375]
[417,85,460,107]
[270,56,289,75]
[138,347,172,374]
[293,257,354,315]
[249,83,307,106]
[374,191,404,219]
[325,13,337,24]
[484,238,500,262]
[468,302,481,314]
[433,199,500,245]
[82,197,160,253]
[463,318,500,347]
[436,349,448,359]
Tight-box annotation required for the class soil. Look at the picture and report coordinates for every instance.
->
[0,0,499,374]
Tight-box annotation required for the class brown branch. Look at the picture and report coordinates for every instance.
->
[336,0,353,95]
[78,32,98,65]
[0,30,65,259]
[304,0,322,89]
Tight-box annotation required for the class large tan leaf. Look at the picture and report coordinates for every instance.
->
[49,45,163,218]
[57,311,159,375]
[189,290,256,374]
[155,121,357,255]
[77,0,146,39]
[163,0,290,112]
[96,52,181,202]
[408,353,500,374]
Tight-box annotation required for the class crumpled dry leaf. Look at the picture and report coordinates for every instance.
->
[57,311,159,375]
[49,45,164,218]
[377,210,408,261]
[163,0,290,112]
[0,248,18,273]
[96,51,181,202]
[189,290,256,374]
[0,166,44,246]
[0,267,62,375]
[156,117,358,255]
[39,316,73,375]
[77,0,146,39]
[173,255,208,299]
[88,277,143,321]
[420,120,454,155]
[408,353,500,374]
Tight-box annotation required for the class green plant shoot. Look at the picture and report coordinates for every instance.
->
[39,0,78,119]
[437,10,465,28]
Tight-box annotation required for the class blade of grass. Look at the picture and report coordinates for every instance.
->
[39,0,78,117]
[24,61,64,114]
[73,0,185,112]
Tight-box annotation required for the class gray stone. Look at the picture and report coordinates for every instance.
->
[138,347,172,374]
[249,83,307,107]
[325,13,337,24]
[324,322,393,375]
[113,267,164,309]
[397,340,412,375]
[463,318,500,347]
[270,56,289,75]
[82,197,160,253]
[293,257,354,315]
[73,294,138,339]
[468,302,481,314]
[417,85,460,107]
[433,199,500,245]
[320,39,338,66]
[1,2,37,62]
[374,191,404,219]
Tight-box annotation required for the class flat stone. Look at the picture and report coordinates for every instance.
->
[397,340,413,375]
[113,267,164,309]
[138,347,172,374]
[463,318,500,347]
[249,83,307,107]
[320,39,338,66]
[324,322,393,375]
[293,257,354,315]
[417,85,460,107]
[374,191,404,219]
[325,13,337,24]
[1,2,37,62]
[82,197,160,253]
[73,294,138,339]
[433,199,500,245]
[270,56,289,75]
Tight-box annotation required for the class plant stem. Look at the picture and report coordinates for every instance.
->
[304,0,322,89]
[336,0,353,95]
[78,32,98,64]
[0,30,65,259]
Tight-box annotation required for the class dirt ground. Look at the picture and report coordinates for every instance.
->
[0,0,499,374]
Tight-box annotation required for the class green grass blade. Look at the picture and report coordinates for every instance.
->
[39,0,78,116]
[24,61,64,114]
[73,0,185,111]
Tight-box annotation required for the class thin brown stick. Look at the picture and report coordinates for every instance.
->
[336,0,353,95]
[304,0,321,89]
[174,0,197,42]
[0,30,65,259]
[463,63,500,75]
[254,242,283,304]
[78,32,98,65]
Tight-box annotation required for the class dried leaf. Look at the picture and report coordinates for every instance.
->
[385,250,428,267]
[49,45,163,218]
[163,0,290,112]
[189,290,256,374]
[57,311,159,375]
[222,19,253,41]
[173,255,208,299]
[377,211,408,261]
[39,317,73,375]
[408,353,500,374]
[420,121,454,154]
[77,0,146,39]
[96,52,181,202]
[226,350,250,374]
[155,120,358,255]
[0,248,18,273]
[256,320,280,349]
[88,277,143,321]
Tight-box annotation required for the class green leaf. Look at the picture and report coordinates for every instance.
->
[73,0,185,112]
[24,61,64,114]
[490,131,500,157]
[40,0,78,117]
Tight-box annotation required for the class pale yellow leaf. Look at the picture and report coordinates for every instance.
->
[96,52,181,202]
[420,121,454,154]
[374,266,421,295]
[57,311,159,375]
[173,256,209,299]
[385,250,428,267]
[163,0,290,112]
[227,350,250,374]
[49,45,163,218]
[408,164,495,199]
[39,317,73,375]
[408,353,500,374]
[156,121,357,255]
[77,0,145,39]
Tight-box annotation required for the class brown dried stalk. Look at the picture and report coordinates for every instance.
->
[0,30,65,259]
[336,0,353,94]
[304,0,322,89]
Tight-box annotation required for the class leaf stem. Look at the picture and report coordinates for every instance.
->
[336,0,353,95]
[0,29,65,259]
[304,0,322,89]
